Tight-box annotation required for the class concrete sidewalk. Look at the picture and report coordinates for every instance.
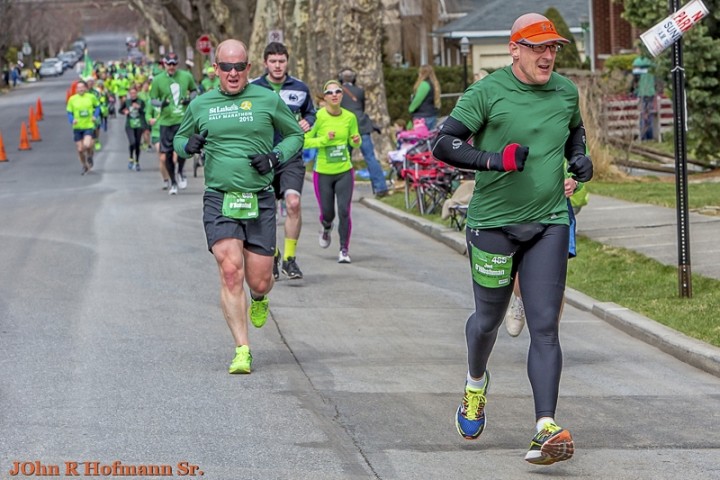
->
[358,189,720,377]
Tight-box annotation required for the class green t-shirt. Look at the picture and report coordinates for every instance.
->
[66,92,100,130]
[632,56,656,97]
[124,97,146,129]
[114,76,130,96]
[450,66,581,228]
[150,69,198,126]
[201,76,220,93]
[304,108,361,175]
[146,104,161,137]
[173,84,304,193]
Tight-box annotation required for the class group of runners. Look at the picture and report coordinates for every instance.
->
[67,12,594,467]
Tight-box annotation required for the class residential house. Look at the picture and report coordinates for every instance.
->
[428,0,636,73]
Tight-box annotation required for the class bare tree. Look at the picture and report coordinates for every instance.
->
[249,0,393,153]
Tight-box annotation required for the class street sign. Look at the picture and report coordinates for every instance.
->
[640,0,708,56]
[22,42,32,56]
[196,34,212,55]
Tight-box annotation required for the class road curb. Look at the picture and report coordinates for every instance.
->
[360,196,720,378]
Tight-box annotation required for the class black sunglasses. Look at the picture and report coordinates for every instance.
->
[217,61,248,72]
[324,88,343,95]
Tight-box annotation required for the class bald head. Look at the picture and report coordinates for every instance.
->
[214,39,251,95]
[215,39,248,62]
[511,13,549,37]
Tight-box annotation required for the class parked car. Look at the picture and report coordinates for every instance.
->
[39,58,64,77]
[58,51,79,70]
[71,40,85,56]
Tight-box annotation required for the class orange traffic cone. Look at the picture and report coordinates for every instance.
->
[19,122,32,151]
[36,97,44,121]
[29,107,41,142]
[0,131,8,161]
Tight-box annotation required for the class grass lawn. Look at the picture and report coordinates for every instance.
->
[379,178,720,348]
[588,178,720,213]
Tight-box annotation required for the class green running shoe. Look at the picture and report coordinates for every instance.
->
[228,345,252,374]
[524,421,574,465]
[249,296,269,328]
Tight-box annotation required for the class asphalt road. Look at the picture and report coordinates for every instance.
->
[1,39,719,480]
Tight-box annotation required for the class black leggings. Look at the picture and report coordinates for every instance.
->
[313,170,354,251]
[465,224,569,419]
[125,126,143,162]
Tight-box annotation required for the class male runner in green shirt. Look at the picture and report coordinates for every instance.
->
[431,13,593,466]
[150,52,197,195]
[66,80,100,175]
[174,39,304,374]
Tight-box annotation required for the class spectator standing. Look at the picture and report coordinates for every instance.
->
[338,68,389,198]
[631,54,656,141]
[408,64,441,130]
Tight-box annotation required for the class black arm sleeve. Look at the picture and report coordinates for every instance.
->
[430,116,498,171]
[565,122,586,160]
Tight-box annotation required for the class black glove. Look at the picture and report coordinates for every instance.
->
[568,154,593,182]
[486,143,529,172]
[184,130,208,155]
[181,97,191,106]
[249,152,280,175]
[160,99,170,108]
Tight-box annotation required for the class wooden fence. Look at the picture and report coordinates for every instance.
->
[602,95,674,141]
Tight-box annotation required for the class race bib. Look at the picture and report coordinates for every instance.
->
[470,244,513,288]
[222,192,259,220]
[325,145,347,163]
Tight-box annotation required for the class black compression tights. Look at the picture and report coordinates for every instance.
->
[464,224,569,419]
[125,127,143,162]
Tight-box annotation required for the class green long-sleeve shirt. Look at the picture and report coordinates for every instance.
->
[173,84,304,193]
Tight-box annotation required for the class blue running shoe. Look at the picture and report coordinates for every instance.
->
[455,371,490,440]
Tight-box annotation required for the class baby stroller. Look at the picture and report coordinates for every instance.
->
[387,118,434,187]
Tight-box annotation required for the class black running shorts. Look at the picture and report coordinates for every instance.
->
[272,153,305,200]
[202,189,276,256]
[159,123,180,155]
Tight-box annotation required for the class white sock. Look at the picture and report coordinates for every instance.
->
[466,372,486,390]
[536,417,554,432]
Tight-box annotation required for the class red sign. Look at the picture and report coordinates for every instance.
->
[196,34,212,55]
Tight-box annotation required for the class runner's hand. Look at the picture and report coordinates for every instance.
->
[486,143,529,172]
[568,154,593,182]
[249,152,279,175]
[184,130,208,155]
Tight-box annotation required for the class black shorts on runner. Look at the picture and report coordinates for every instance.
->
[159,124,181,155]
[272,153,305,200]
[73,129,95,142]
[202,189,276,256]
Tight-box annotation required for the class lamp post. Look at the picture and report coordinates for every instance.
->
[460,36,470,90]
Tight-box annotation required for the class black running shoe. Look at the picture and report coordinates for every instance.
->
[282,257,303,279]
